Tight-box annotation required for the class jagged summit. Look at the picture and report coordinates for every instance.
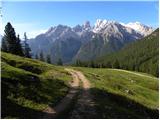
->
[93,19,118,33]
[93,19,153,36]
[42,20,153,39]
[82,21,91,31]
[123,22,153,36]
[28,19,154,63]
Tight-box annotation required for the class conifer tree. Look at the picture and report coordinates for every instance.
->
[106,61,112,68]
[46,54,51,64]
[39,51,44,61]
[90,60,95,68]
[2,22,17,54]
[35,53,39,59]
[1,22,24,56]
[23,32,31,58]
[16,34,24,56]
[113,59,120,69]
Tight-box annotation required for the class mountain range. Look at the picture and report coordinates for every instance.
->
[28,19,154,63]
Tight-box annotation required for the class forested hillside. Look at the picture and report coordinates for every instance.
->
[94,29,159,77]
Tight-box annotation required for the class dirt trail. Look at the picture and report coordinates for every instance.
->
[43,68,97,119]
[69,70,97,119]
[43,69,80,118]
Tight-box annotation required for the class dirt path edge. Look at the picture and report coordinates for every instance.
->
[42,68,80,119]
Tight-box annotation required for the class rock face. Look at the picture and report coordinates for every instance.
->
[28,22,94,63]
[28,20,154,63]
[75,20,145,61]
[123,22,153,36]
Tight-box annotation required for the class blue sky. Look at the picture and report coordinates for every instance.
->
[1,1,159,38]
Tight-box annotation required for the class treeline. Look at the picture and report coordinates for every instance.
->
[34,51,63,65]
[1,22,63,66]
[74,29,159,77]
[74,59,120,68]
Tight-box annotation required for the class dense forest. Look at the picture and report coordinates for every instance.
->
[74,29,159,77]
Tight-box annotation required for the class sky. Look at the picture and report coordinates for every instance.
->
[0,1,159,38]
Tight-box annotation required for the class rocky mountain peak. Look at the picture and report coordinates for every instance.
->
[82,21,91,30]
[28,19,155,63]
[93,19,119,33]
[124,22,153,36]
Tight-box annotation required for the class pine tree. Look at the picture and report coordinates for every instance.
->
[4,22,17,54]
[100,63,105,68]
[2,22,23,56]
[106,61,112,68]
[23,32,31,58]
[57,58,63,65]
[35,53,39,59]
[113,59,120,69]
[39,51,44,61]
[90,60,95,68]
[16,34,24,56]
[46,54,51,64]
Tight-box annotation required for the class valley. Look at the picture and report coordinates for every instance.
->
[1,1,159,119]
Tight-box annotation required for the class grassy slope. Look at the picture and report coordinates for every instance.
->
[73,67,159,118]
[1,52,159,118]
[1,52,72,118]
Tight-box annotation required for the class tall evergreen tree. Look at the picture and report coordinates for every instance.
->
[113,59,120,69]
[106,61,112,68]
[57,58,63,65]
[23,32,31,58]
[46,54,51,64]
[1,22,23,56]
[35,53,39,59]
[15,34,24,56]
[90,60,95,68]
[39,51,44,61]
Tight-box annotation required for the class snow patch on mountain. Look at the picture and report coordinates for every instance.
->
[93,19,153,37]
[28,19,154,63]
[92,19,143,43]
[93,19,118,33]
[123,22,153,36]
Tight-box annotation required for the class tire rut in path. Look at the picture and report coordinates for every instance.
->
[69,70,97,119]
[43,69,80,118]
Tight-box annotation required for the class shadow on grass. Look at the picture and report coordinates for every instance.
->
[44,88,159,119]
[1,77,69,119]
[1,82,158,118]
[90,88,159,119]
[1,98,45,119]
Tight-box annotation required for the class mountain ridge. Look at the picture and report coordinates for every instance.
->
[28,19,154,63]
